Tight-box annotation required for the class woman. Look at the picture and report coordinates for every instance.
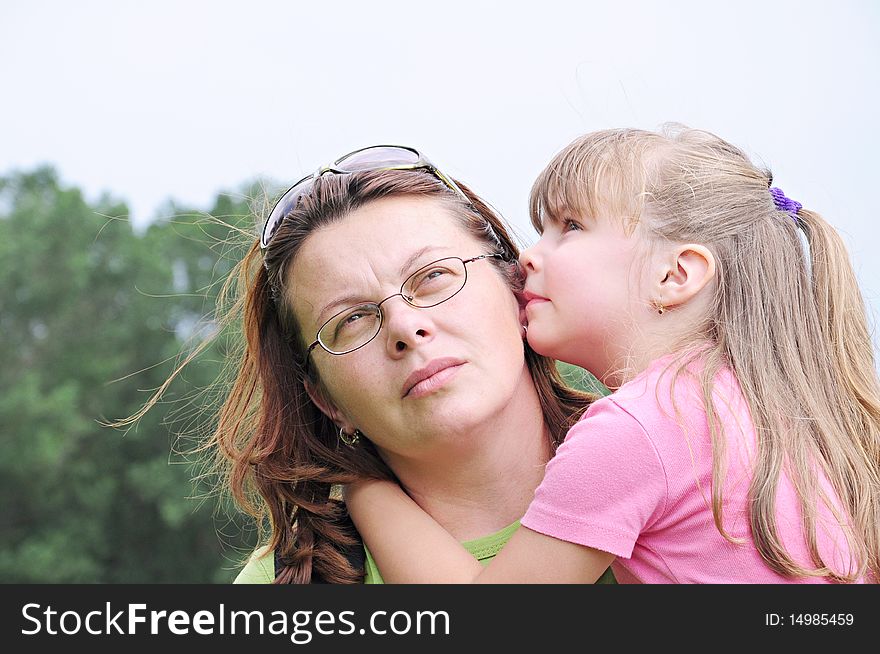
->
[210,145,605,583]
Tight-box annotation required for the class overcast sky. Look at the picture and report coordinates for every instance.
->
[3,0,879,337]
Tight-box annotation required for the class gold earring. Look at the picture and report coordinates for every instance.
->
[651,299,665,315]
[338,427,362,447]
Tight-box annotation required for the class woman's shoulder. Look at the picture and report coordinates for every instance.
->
[232,545,275,584]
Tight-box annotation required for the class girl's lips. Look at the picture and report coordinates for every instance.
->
[521,291,550,311]
[525,298,549,310]
[521,290,549,304]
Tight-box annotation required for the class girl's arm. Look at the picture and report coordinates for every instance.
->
[345,480,614,584]
[345,480,481,582]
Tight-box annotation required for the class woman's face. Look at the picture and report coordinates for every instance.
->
[288,195,528,460]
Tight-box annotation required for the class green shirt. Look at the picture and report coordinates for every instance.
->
[233,521,616,584]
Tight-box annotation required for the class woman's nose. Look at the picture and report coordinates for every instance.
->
[381,299,435,355]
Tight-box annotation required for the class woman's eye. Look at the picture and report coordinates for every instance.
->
[413,267,450,288]
[336,309,373,334]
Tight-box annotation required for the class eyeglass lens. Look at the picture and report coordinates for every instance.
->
[336,146,420,171]
[318,257,467,353]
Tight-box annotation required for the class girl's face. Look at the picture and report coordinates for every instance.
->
[288,195,530,460]
[519,210,650,386]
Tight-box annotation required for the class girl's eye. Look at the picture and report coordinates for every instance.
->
[563,219,582,233]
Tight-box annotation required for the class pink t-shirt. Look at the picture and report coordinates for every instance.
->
[522,355,863,583]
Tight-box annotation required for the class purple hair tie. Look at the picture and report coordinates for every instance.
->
[772,185,811,280]
[769,187,802,218]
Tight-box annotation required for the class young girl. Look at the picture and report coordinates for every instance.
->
[345,126,880,583]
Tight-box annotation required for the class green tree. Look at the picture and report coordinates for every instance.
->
[0,166,253,582]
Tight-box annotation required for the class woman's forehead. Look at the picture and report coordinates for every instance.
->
[300,196,474,269]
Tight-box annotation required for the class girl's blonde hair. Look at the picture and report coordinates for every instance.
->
[530,125,880,582]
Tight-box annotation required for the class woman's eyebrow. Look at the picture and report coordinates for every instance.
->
[316,293,366,326]
[314,246,449,325]
[397,245,445,278]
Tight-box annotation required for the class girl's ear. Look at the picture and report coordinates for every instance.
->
[303,379,356,434]
[658,244,716,308]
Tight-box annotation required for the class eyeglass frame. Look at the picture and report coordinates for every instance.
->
[305,253,505,361]
[260,145,471,251]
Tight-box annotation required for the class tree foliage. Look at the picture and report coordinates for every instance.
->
[0,166,255,582]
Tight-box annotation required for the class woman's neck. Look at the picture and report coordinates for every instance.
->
[380,371,552,542]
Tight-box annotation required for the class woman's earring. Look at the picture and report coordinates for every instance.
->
[651,299,665,315]
[338,427,362,447]
[521,323,528,338]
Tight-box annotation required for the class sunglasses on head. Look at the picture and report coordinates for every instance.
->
[260,145,470,250]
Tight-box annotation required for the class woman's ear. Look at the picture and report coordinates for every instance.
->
[657,244,716,308]
[304,379,356,433]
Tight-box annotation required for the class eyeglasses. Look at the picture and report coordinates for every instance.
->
[260,145,470,250]
[306,254,504,358]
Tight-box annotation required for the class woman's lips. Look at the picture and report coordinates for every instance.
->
[402,358,466,399]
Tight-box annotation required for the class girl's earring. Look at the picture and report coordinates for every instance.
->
[651,299,665,315]
[521,323,528,338]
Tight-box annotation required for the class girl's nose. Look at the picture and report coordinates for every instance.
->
[519,243,540,273]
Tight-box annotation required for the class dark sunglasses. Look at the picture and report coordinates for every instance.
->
[260,145,470,250]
